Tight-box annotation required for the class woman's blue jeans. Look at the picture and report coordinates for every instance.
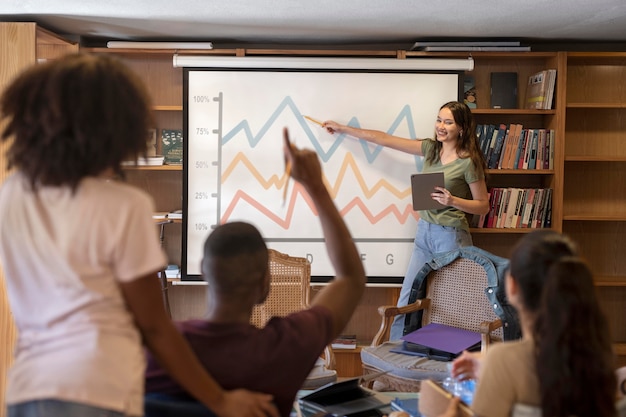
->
[8,400,128,417]
[389,219,473,341]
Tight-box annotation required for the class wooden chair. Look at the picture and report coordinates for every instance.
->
[250,248,337,389]
[360,252,506,392]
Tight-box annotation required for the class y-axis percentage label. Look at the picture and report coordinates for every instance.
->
[193,95,212,103]
[194,222,209,231]
[196,127,211,135]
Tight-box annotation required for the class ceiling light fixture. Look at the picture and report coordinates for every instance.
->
[107,41,214,49]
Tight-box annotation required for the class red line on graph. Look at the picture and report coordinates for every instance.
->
[220,183,418,228]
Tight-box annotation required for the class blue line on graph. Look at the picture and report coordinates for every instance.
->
[221,96,423,169]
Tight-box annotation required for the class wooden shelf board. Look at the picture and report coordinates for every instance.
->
[122,165,183,171]
[82,47,240,56]
[471,108,556,115]
[470,227,545,234]
[153,105,183,111]
[567,52,626,58]
[614,343,626,356]
[406,51,558,59]
[565,156,626,162]
[486,169,554,175]
[563,215,626,221]
[567,103,626,109]
[594,276,626,287]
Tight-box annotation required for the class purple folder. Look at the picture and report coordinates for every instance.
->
[401,323,481,354]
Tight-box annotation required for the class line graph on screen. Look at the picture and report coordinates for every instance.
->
[185,69,459,279]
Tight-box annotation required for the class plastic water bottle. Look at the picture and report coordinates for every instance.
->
[442,364,476,405]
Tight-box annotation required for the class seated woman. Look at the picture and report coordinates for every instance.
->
[448,230,617,417]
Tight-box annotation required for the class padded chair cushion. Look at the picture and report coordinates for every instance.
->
[361,341,449,383]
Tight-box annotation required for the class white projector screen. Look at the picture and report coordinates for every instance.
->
[183,66,461,283]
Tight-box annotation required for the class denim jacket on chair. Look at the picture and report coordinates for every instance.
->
[404,246,521,341]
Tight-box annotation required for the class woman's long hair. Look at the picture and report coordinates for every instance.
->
[534,258,616,417]
[424,101,487,179]
[510,230,616,417]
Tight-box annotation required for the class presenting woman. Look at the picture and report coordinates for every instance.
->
[324,101,489,340]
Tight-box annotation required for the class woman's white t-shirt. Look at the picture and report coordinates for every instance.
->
[0,174,167,415]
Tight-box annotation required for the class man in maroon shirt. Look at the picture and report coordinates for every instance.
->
[145,128,367,417]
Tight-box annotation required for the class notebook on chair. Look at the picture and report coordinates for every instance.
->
[391,323,481,360]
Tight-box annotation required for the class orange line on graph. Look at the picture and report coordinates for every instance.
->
[326,153,410,199]
[220,183,418,228]
[222,152,288,189]
[221,151,411,199]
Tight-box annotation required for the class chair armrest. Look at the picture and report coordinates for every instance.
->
[479,318,503,353]
[370,298,432,347]
[322,345,336,370]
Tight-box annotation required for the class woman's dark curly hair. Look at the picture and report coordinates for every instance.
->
[0,53,154,191]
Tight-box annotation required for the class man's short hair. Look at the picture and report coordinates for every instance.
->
[201,222,268,293]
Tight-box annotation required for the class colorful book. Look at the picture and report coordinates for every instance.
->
[464,75,477,109]
[161,129,183,165]
[488,124,508,169]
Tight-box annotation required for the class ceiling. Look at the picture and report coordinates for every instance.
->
[3,0,626,49]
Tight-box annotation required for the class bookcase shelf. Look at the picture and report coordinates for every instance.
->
[562,46,626,355]
[467,52,562,235]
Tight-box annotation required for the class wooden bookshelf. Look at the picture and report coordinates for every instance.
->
[563,52,626,363]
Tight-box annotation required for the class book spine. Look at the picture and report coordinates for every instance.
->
[489,124,508,169]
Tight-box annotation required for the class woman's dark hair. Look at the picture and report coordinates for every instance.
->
[425,101,487,179]
[0,53,154,191]
[534,258,616,417]
[509,229,577,313]
[510,230,616,417]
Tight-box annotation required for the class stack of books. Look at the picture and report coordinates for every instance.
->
[331,334,357,350]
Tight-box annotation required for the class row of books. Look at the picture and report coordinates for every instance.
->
[525,69,557,110]
[477,123,555,170]
[471,187,552,229]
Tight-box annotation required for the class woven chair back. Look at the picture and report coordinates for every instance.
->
[423,257,503,341]
[250,249,311,328]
